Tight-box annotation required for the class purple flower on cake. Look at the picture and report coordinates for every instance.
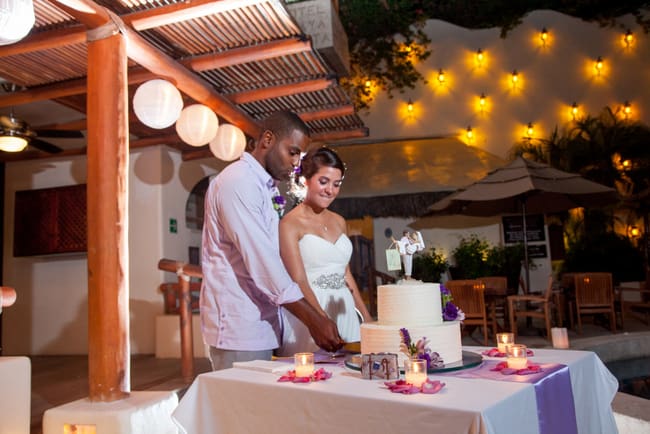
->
[441,284,465,322]
[399,328,444,370]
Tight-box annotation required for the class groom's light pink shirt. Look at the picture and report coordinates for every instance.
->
[200,152,302,351]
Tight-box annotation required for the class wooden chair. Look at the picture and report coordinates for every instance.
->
[571,272,616,334]
[366,267,396,318]
[445,279,491,345]
[507,275,554,340]
[477,276,509,331]
[615,271,650,327]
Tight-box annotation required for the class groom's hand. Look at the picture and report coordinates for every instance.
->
[283,298,345,353]
[310,316,345,353]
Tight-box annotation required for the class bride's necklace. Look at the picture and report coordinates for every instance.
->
[303,202,328,232]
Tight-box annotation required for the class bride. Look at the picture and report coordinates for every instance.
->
[276,147,372,356]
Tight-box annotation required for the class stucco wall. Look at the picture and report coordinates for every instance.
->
[1,147,222,355]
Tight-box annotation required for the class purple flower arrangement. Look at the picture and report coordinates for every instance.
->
[399,328,444,370]
[441,284,465,322]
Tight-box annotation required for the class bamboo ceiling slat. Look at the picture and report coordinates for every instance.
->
[34,0,76,27]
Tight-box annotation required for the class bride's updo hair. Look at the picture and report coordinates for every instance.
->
[300,146,345,180]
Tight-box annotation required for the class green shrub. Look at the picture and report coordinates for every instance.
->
[562,232,644,283]
[450,235,491,279]
[412,247,449,282]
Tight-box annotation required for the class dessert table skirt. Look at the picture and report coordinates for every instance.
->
[173,347,618,434]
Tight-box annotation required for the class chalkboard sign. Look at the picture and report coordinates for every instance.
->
[502,214,546,244]
[527,244,548,258]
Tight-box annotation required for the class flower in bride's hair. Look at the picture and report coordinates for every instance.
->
[288,174,307,203]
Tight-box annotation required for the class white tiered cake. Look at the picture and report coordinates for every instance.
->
[360,281,462,366]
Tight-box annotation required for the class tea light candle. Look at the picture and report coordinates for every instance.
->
[294,352,314,377]
[506,344,528,369]
[496,332,514,353]
[404,359,427,387]
[551,327,570,349]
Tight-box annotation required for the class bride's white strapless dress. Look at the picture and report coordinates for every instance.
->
[276,233,360,356]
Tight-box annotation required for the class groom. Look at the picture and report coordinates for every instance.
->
[200,111,344,370]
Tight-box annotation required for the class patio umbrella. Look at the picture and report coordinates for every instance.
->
[426,157,618,293]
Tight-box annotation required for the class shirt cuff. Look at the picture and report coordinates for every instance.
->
[276,282,303,305]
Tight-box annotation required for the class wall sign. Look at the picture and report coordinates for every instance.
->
[502,214,546,244]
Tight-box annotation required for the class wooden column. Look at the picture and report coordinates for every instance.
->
[158,259,204,382]
[86,29,130,401]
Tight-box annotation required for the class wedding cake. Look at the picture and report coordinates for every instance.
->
[360,281,462,366]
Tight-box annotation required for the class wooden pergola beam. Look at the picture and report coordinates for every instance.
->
[312,127,369,142]
[229,77,336,105]
[180,127,369,161]
[125,0,266,30]
[299,105,356,122]
[0,25,86,56]
[187,37,312,71]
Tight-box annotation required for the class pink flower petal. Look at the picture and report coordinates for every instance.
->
[421,380,445,394]
[293,376,311,383]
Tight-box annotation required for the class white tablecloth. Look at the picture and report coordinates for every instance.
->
[173,347,618,434]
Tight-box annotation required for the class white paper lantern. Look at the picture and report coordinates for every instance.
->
[132,79,183,129]
[209,124,246,161]
[175,104,219,147]
[0,0,35,46]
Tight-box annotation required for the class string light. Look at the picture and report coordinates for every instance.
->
[511,70,519,88]
[466,126,474,141]
[437,69,445,84]
[526,122,534,139]
[623,29,634,48]
[595,56,603,76]
[476,49,484,66]
[407,98,414,115]
[571,102,579,120]
[540,27,548,46]
[623,101,631,119]
[479,93,486,111]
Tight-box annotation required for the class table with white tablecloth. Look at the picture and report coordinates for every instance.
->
[173,347,618,434]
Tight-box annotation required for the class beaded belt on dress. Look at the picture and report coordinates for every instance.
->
[312,273,346,290]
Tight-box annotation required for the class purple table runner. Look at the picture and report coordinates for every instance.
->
[439,360,578,434]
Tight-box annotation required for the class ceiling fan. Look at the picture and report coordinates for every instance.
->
[0,112,84,153]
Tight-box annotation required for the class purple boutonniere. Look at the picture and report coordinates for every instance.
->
[272,193,286,218]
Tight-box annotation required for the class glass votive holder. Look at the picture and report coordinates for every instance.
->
[496,332,514,353]
[506,344,528,369]
[404,358,427,387]
[294,352,314,377]
[551,327,570,349]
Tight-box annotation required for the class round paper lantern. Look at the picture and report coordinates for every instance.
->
[175,104,219,147]
[209,124,246,162]
[0,0,35,46]
[132,79,183,129]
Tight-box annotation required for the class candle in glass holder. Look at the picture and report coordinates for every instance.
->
[506,344,528,369]
[294,352,314,377]
[404,358,427,387]
[496,332,514,353]
[551,327,570,349]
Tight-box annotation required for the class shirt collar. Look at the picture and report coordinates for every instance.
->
[241,152,275,190]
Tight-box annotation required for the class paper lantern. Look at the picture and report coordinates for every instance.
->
[209,124,246,161]
[175,104,219,147]
[0,0,35,46]
[132,79,183,129]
